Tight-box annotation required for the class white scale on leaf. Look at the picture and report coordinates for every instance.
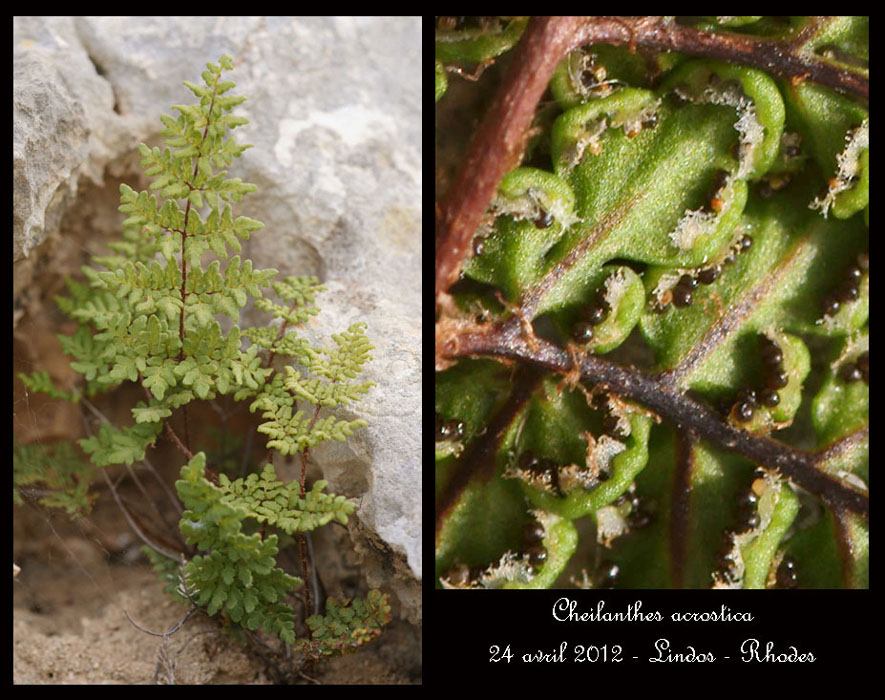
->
[675,81,764,180]
[554,463,596,492]
[560,99,661,173]
[491,186,579,231]
[437,553,536,590]
[506,461,556,493]
[562,117,607,172]
[567,51,622,101]
[476,551,535,588]
[810,119,869,218]
[712,474,783,589]
[614,98,661,139]
[668,208,718,251]
[651,270,684,307]
[668,173,737,251]
[439,509,564,589]
[477,509,565,588]
[667,77,761,252]
[595,504,629,547]
[601,268,630,316]
[505,434,626,494]
[587,434,627,479]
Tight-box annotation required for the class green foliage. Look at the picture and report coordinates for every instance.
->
[79,420,163,467]
[434,17,528,70]
[16,54,389,657]
[176,453,301,644]
[435,60,447,102]
[436,18,868,589]
[252,275,325,327]
[17,369,80,403]
[217,463,355,534]
[13,441,97,517]
[299,589,393,658]
[249,321,376,455]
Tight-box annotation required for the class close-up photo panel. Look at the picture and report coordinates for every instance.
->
[435,16,867,674]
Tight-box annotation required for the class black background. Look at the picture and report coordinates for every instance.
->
[424,588,872,680]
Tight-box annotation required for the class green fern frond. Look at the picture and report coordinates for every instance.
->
[218,463,355,533]
[79,420,163,467]
[17,370,80,403]
[176,453,301,645]
[283,364,374,407]
[56,324,118,393]
[250,381,369,455]
[131,399,173,424]
[253,275,326,326]
[18,53,387,659]
[299,590,393,658]
[302,322,375,382]
[13,441,97,517]
[246,320,375,454]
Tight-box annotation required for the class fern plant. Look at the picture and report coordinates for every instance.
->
[16,54,390,659]
[435,17,868,590]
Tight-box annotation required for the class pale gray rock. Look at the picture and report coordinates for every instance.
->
[13,16,421,620]
[12,18,113,261]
